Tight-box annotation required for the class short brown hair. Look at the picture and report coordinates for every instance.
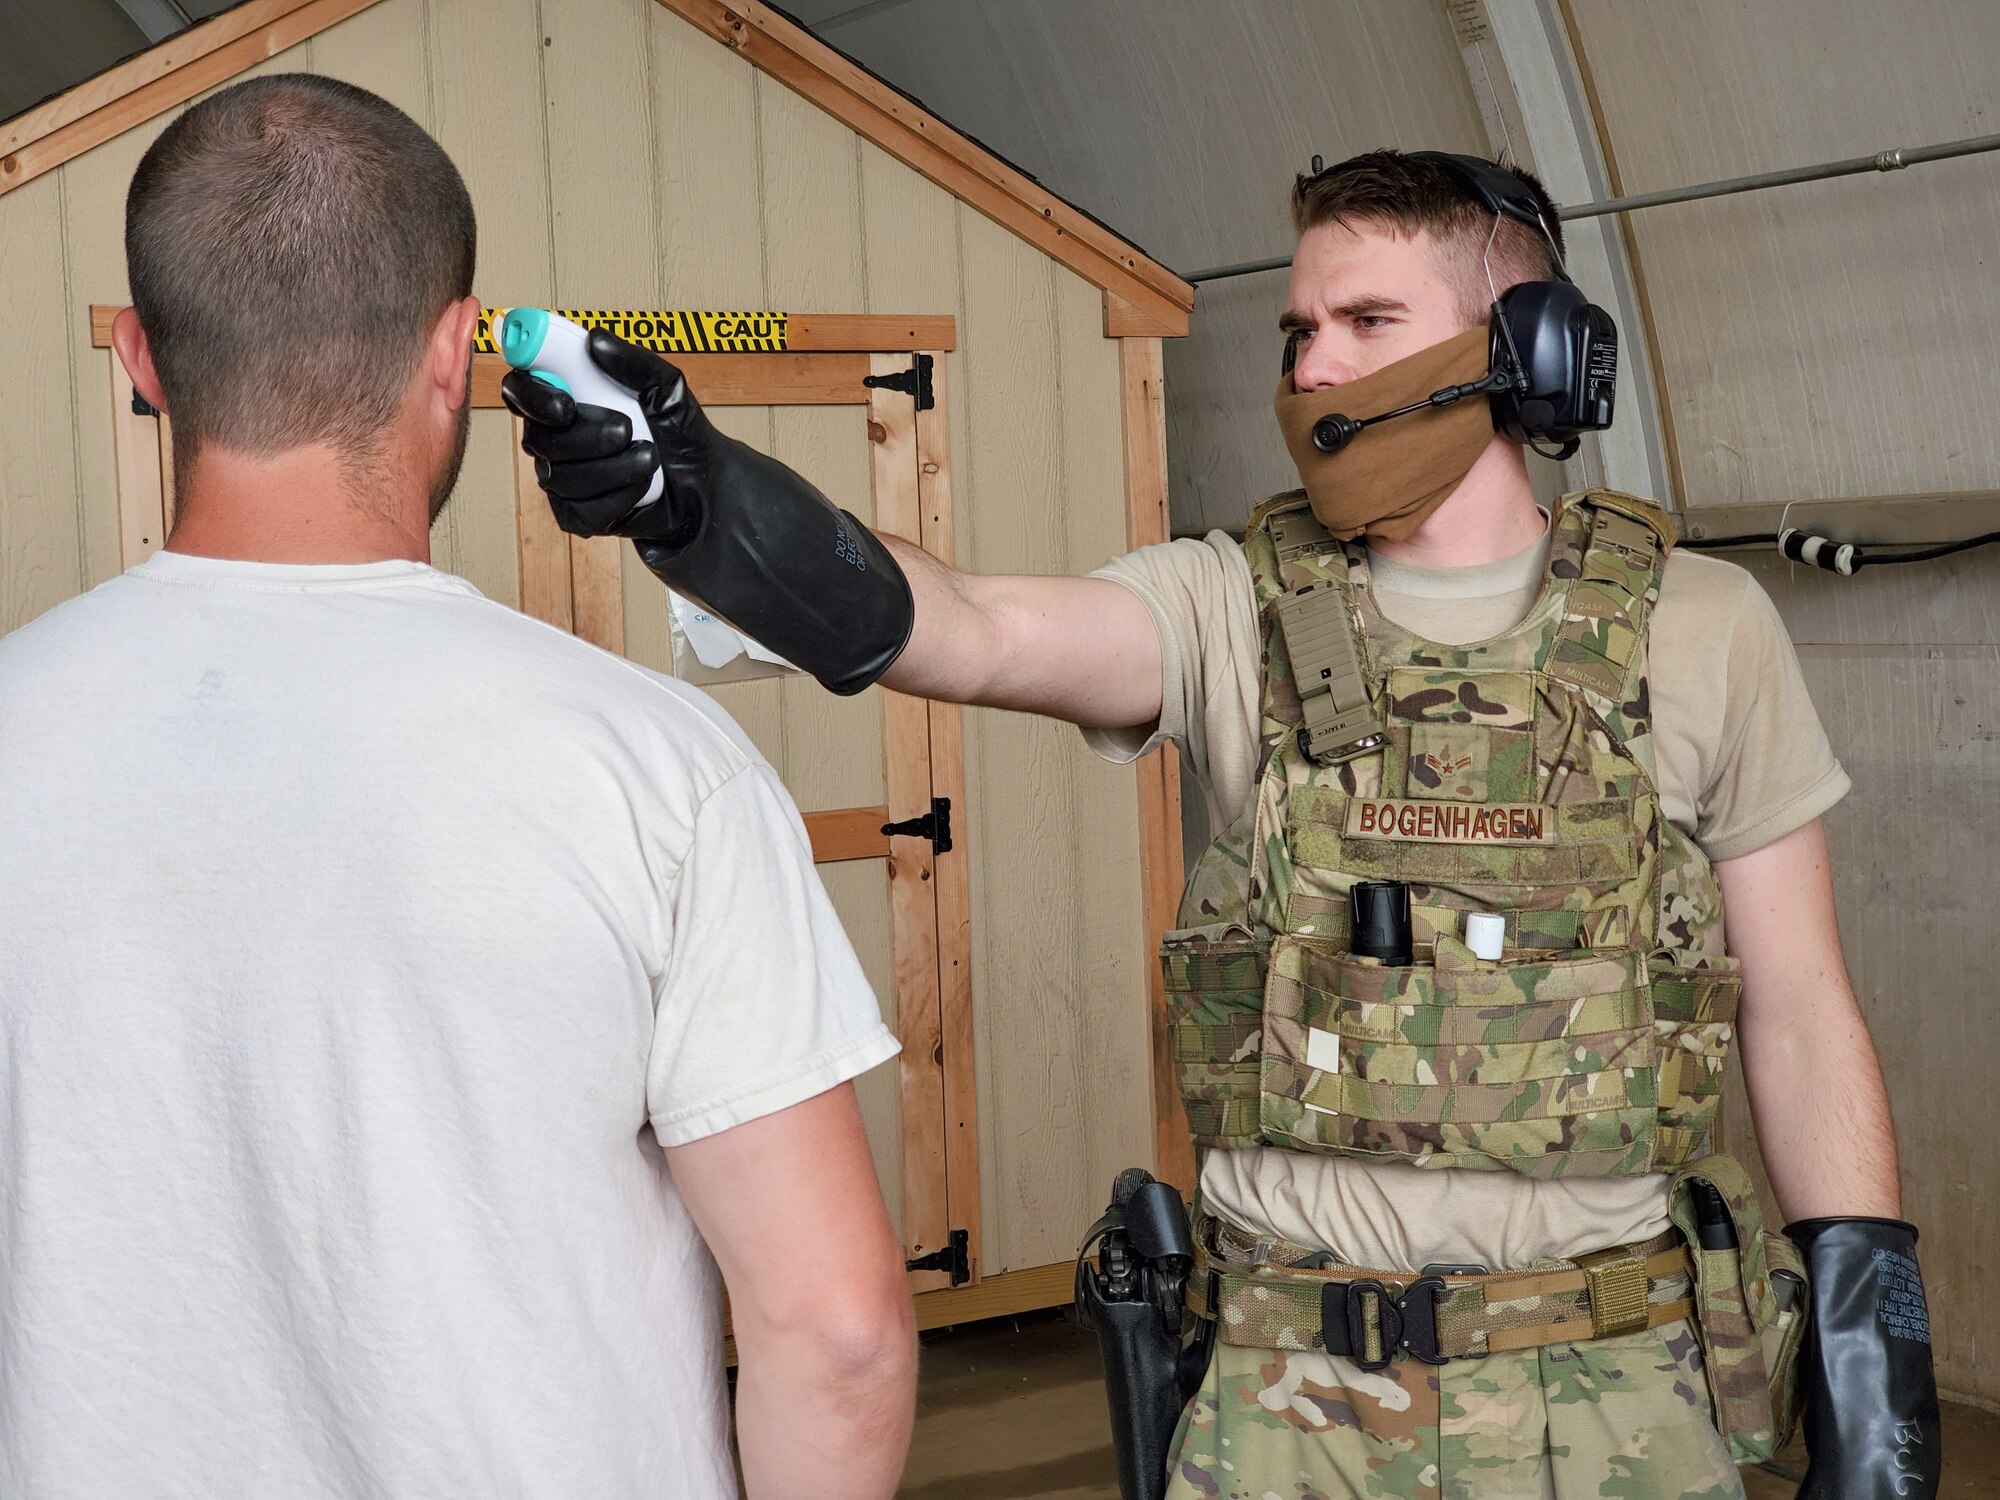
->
[126,74,475,486]
[1291,149,1562,326]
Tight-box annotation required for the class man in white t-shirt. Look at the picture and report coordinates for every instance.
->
[514,149,1938,1498]
[0,74,914,1499]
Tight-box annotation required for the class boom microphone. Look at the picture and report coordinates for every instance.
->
[1310,368,1519,454]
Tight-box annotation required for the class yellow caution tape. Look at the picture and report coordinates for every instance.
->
[474,307,791,356]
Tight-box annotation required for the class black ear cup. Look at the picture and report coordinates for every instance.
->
[1487,281,1617,446]
[1400,151,1619,448]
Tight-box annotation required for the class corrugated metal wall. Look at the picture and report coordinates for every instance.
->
[1563,0,2000,509]
[1725,550,1999,1408]
[0,0,1156,1277]
[1560,0,2000,1408]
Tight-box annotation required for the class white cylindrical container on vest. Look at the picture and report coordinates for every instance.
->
[1463,911,1506,961]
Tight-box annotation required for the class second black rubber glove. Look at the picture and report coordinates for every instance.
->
[1787,1216,1942,1500]
[501,329,914,696]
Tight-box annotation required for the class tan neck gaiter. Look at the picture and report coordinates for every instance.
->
[1275,327,1495,542]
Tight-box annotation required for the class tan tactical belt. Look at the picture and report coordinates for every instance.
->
[1190,1213,1694,1371]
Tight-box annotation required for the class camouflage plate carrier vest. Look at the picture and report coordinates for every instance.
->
[1162,489,1743,1177]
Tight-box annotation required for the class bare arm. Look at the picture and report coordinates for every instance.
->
[666,1084,917,1499]
[1718,817,1901,1220]
[877,534,1163,730]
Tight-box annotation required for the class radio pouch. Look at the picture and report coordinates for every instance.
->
[1667,1153,1808,1464]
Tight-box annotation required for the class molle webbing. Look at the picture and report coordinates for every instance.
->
[1280,895,1599,955]
[1161,488,1737,1175]
[1546,505,1662,699]
[1191,1215,1694,1362]
[1267,508,1385,763]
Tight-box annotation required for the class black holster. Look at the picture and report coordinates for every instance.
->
[1074,1168,1214,1500]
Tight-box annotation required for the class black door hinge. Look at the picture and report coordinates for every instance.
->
[906,1228,971,1286]
[881,795,952,854]
[862,353,935,410]
[132,391,160,418]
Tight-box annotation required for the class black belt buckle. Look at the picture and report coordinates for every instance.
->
[1321,1275,1449,1372]
[1398,1276,1449,1366]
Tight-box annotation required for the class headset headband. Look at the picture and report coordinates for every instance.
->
[1405,150,1570,283]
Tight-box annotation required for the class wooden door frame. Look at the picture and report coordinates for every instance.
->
[905,332,1184,1329]
[93,305,981,1292]
[1119,337,1193,1194]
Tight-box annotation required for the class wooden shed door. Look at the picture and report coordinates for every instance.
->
[96,308,979,1293]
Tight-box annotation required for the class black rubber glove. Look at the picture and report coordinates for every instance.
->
[500,329,914,696]
[1787,1216,1941,1499]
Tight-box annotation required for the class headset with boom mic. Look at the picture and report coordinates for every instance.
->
[1288,151,1620,460]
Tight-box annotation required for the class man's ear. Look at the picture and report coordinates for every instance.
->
[429,296,482,411]
[111,307,168,414]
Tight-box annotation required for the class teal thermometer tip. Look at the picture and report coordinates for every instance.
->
[495,308,662,507]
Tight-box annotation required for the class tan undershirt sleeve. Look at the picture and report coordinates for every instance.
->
[1077,534,1262,832]
[1649,550,1850,863]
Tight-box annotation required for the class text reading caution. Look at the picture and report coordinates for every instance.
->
[475,308,791,355]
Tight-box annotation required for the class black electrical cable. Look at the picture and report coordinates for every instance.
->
[1682,529,2000,568]
[1857,529,2000,565]
[1682,533,1778,549]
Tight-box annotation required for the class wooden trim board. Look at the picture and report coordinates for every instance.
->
[512,416,574,631]
[1104,291,1191,341]
[1119,337,1195,1194]
[912,1260,1075,1333]
[91,311,924,415]
[806,806,893,863]
[911,354,980,1288]
[1137,745,1188,1188]
[472,352,872,409]
[1119,341,1172,553]
[89,306,952,354]
[1,0,386,198]
[870,355,957,1293]
[784,312,956,352]
[653,0,1192,335]
[568,536,625,655]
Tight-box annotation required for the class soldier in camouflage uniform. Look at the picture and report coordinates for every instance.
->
[516,149,1940,1498]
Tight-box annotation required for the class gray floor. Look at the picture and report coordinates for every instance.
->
[903,1310,2000,1499]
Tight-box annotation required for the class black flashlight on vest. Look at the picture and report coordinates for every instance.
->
[1348,881,1412,966]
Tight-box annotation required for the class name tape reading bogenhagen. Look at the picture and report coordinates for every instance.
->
[1344,798,1559,846]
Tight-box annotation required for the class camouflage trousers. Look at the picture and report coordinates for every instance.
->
[1163,1317,1743,1500]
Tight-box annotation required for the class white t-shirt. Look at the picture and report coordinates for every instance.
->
[0,550,898,1499]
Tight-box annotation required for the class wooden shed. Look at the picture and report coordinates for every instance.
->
[0,0,1195,1325]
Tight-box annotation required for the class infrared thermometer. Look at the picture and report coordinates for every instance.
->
[495,308,665,508]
